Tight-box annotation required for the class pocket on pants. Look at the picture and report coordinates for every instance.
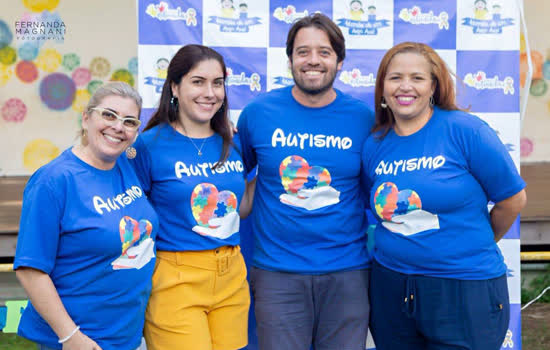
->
[487,275,511,346]
[488,275,509,314]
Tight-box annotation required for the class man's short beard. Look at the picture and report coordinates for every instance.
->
[293,78,335,96]
[292,69,338,96]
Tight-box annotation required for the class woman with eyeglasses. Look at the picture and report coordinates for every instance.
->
[129,44,255,350]
[14,82,158,350]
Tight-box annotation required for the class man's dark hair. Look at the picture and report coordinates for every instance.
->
[286,13,346,63]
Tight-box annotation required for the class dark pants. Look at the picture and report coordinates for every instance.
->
[370,260,510,350]
[250,267,370,350]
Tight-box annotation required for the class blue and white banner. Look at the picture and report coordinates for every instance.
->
[334,49,384,103]
[269,0,331,47]
[137,1,523,349]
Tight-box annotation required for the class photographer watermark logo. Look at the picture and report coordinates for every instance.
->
[15,18,66,42]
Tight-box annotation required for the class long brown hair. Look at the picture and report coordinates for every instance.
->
[373,42,460,138]
[144,44,232,168]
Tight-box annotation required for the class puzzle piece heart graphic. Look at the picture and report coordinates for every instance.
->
[278,155,340,211]
[191,183,238,228]
[279,155,332,195]
[119,216,153,256]
[373,182,439,236]
[373,182,421,221]
[113,216,155,270]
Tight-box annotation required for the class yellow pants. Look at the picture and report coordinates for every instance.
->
[144,246,250,350]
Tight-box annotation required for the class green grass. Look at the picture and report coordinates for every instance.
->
[0,333,34,350]
[522,264,550,304]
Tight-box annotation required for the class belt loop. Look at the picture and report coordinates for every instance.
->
[217,256,229,276]
[176,251,185,265]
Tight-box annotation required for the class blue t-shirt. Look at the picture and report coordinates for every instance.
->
[14,149,159,350]
[361,107,525,280]
[237,86,375,274]
[130,124,245,251]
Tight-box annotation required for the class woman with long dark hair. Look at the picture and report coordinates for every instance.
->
[130,44,254,350]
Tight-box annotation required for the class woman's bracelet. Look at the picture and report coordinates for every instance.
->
[58,325,80,344]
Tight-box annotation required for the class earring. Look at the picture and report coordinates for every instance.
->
[81,129,88,145]
[126,132,138,159]
[126,146,137,159]
[380,97,387,108]
[170,96,179,114]
[429,96,435,107]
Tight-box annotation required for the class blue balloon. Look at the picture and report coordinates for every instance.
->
[18,42,39,61]
[0,20,13,49]
[128,57,138,75]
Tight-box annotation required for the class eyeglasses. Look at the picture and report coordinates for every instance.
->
[91,107,141,130]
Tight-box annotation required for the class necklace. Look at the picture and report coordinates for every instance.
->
[176,122,208,156]
[187,136,207,156]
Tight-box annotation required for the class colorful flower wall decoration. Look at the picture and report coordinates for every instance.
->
[519,32,550,160]
[0,0,138,174]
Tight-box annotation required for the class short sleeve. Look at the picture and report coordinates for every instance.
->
[236,107,257,173]
[360,138,375,210]
[364,108,375,133]
[231,136,247,180]
[13,181,62,274]
[465,124,526,203]
[129,135,153,195]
